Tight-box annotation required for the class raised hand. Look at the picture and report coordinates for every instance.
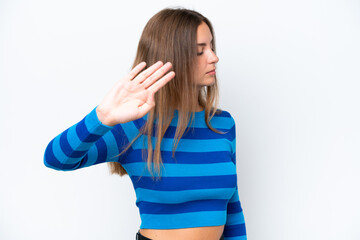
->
[96,61,175,126]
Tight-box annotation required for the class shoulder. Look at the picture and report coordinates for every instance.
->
[213,108,236,128]
[215,109,233,118]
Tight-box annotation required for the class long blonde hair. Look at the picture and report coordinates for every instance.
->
[108,8,224,180]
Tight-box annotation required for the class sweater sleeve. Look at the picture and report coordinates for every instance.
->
[44,106,135,171]
[223,117,247,240]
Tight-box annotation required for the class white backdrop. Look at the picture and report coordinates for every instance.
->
[1,0,359,239]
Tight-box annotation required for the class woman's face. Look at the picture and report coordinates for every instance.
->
[195,21,219,87]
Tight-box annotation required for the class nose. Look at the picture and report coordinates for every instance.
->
[208,49,219,64]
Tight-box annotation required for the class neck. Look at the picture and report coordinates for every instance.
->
[195,105,204,112]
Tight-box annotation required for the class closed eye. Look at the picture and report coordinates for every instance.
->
[197,41,214,56]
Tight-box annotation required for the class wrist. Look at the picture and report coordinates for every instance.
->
[96,106,115,127]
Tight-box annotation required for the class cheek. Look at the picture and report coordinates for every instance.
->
[197,59,206,70]
[195,58,207,79]
[195,61,201,74]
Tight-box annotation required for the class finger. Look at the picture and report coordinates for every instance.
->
[147,71,175,93]
[128,62,147,80]
[142,62,173,89]
[132,61,163,84]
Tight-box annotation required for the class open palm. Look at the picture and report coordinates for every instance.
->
[96,61,175,126]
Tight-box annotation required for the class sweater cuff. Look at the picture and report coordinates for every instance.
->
[84,106,114,135]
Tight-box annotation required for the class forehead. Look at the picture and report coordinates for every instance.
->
[197,21,213,42]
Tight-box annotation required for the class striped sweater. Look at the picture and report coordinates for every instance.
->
[44,107,247,240]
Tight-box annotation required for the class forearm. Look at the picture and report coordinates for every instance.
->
[44,107,114,170]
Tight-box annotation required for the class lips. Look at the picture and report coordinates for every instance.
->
[206,69,216,74]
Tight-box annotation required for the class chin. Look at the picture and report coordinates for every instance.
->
[204,80,216,86]
[196,77,216,88]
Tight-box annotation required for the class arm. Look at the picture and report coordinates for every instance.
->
[223,118,247,240]
[223,179,247,239]
[44,106,133,171]
[44,61,175,171]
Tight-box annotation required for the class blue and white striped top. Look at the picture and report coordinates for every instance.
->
[44,107,247,240]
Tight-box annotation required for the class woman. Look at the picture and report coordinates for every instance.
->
[44,8,247,240]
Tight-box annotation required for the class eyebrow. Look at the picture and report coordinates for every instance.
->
[197,40,214,47]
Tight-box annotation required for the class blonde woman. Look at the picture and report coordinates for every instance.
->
[44,8,247,240]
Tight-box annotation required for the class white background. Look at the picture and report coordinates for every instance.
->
[1,0,359,239]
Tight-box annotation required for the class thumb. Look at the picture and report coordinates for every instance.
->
[138,102,155,117]
[138,93,156,117]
